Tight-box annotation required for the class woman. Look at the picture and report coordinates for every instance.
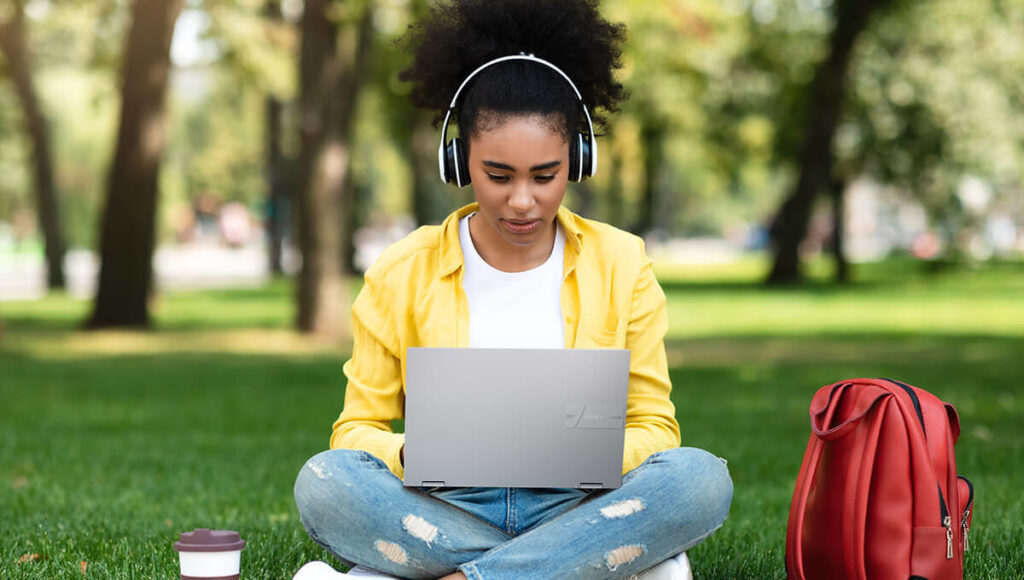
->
[293,1,732,578]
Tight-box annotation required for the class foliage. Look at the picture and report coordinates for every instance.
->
[163,69,266,211]
[839,0,1024,250]
[0,0,1021,257]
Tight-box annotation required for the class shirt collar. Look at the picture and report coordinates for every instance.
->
[438,202,584,278]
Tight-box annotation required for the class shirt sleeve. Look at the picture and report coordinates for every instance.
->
[621,249,681,474]
[330,269,407,479]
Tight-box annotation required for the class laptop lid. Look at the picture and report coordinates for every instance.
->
[403,347,630,489]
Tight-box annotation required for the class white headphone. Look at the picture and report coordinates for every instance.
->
[437,53,599,187]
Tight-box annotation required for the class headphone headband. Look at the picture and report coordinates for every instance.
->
[438,53,598,184]
[447,53,584,108]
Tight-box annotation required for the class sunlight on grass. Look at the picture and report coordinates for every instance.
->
[9,329,343,359]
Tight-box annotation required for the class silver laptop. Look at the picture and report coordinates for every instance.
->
[403,347,630,489]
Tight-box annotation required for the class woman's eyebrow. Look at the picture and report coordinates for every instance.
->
[482,160,562,172]
[530,160,561,172]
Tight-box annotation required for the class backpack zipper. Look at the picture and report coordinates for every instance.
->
[958,475,974,552]
[944,515,953,558]
[938,485,953,559]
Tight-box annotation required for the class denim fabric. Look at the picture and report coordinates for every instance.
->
[294,447,732,580]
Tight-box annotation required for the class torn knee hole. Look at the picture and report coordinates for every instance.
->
[374,540,408,565]
[402,514,438,546]
[605,544,645,571]
[305,459,329,480]
[600,498,644,519]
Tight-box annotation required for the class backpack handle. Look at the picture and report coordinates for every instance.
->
[810,382,889,441]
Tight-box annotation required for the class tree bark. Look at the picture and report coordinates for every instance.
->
[295,0,373,337]
[0,2,66,290]
[636,121,665,235]
[263,0,287,277]
[86,0,183,328]
[766,0,889,285]
[830,177,850,283]
[607,137,626,230]
[411,115,447,226]
[265,95,286,276]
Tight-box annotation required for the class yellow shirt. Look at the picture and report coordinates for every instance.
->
[332,203,681,479]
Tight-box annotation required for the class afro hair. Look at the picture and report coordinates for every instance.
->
[398,0,628,142]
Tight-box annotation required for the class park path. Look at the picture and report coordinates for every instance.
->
[0,242,294,301]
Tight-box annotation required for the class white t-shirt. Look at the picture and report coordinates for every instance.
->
[459,213,565,349]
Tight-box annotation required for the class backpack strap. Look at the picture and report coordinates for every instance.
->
[789,381,891,579]
[787,382,848,579]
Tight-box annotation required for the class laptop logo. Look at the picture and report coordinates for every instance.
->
[564,404,624,429]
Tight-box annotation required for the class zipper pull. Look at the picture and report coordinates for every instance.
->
[944,516,953,559]
[962,521,970,552]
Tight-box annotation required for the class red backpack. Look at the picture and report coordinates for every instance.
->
[786,378,974,580]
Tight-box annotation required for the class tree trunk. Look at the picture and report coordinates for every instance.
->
[264,1,286,277]
[265,95,286,276]
[766,0,889,285]
[636,121,665,236]
[830,177,850,283]
[295,0,373,337]
[411,115,446,226]
[86,0,183,328]
[607,137,626,230]
[0,3,66,290]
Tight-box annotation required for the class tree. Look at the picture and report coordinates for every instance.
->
[766,0,894,285]
[0,0,66,289]
[86,0,183,328]
[259,0,291,276]
[611,0,748,236]
[202,0,298,276]
[837,0,1024,264]
[366,0,451,228]
[294,0,374,336]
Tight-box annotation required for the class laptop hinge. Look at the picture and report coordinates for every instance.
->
[577,482,604,490]
[421,481,446,487]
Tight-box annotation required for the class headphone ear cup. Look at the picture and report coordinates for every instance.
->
[568,133,581,182]
[440,141,452,184]
[568,133,593,182]
[443,138,471,186]
[452,137,471,187]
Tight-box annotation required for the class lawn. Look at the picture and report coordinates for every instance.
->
[1,259,1022,578]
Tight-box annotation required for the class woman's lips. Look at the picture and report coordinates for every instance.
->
[502,219,541,234]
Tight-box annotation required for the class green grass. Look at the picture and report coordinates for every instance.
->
[1,260,1022,578]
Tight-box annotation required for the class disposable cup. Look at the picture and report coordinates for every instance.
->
[174,528,246,580]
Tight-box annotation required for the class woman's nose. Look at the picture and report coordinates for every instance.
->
[508,182,535,213]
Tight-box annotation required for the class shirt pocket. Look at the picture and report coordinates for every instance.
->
[581,317,625,349]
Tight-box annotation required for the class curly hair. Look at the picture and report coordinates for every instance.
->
[398,0,628,143]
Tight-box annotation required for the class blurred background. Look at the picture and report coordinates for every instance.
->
[0,0,1021,329]
[1,0,1023,577]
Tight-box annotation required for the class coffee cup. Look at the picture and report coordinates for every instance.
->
[174,528,246,579]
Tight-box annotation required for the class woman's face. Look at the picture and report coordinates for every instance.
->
[466,114,569,257]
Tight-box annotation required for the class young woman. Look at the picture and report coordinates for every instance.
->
[293,1,732,578]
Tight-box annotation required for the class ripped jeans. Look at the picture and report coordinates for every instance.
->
[293,447,732,580]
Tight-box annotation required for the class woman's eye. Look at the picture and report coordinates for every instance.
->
[487,174,510,183]
[535,175,556,183]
